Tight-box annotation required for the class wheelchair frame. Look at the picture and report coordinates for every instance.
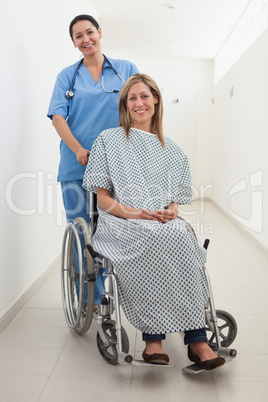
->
[61,193,237,374]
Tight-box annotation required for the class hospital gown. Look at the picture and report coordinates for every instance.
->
[83,127,209,334]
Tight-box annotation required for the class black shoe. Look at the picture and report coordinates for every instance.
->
[188,345,225,370]
[142,350,169,365]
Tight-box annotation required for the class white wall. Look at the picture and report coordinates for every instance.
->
[212,28,268,250]
[0,1,98,321]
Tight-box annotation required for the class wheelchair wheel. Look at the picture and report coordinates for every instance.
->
[96,320,129,365]
[206,309,237,349]
[61,218,95,334]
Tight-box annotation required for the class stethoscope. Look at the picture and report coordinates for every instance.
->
[65,55,125,99]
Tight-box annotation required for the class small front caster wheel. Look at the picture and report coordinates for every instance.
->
[206,309,237,349]
[96,320,129,365]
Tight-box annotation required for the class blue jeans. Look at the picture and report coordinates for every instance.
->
[142,327,207,345]
[61,180,105,305]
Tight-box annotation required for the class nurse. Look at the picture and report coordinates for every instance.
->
[47,14,139,308]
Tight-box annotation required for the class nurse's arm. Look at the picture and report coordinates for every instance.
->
[97,187,164,222]
[52,114,90,166]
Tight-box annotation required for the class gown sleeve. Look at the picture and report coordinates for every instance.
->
[82,133,113,193]
[173,155,192,204]
[165,140,193,205]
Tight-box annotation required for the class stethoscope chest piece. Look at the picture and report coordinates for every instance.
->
[65,89,74,99]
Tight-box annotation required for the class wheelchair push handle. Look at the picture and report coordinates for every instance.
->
[203,239,210,250]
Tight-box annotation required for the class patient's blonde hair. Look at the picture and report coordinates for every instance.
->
[119,73,164,146]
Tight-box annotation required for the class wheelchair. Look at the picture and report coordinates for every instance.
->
[61,193,237,374]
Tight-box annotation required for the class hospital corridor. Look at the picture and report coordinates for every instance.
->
[1,1,268,401]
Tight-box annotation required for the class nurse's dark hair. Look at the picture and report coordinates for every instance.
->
[69,14,100,39]
[119,73,164,147]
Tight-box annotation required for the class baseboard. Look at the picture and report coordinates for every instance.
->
[198,197,268,257]
[0,255,61,334]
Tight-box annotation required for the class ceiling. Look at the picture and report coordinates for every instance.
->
[92,0,251,59]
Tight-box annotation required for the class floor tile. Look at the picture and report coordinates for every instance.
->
[52,347,133,379]
[7,308,67,329]
[211,286,254,315]
[0,347,61,376]
[233,313,264,332]
[0,375,48,402]
[39,376,131,402]
[24,291,62,309]
[212,353,268,382]
[242,288,268,325]
[130,376,218,402]
[206,267,239,288]
[0,326,70,349]
[234,268,268,288]
[233,331,268,354]
[214,379,268,402]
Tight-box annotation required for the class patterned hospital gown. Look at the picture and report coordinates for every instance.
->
[83,127,208,334]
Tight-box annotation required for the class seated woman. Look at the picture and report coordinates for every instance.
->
[83,73,225,370]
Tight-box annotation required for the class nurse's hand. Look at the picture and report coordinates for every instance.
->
[76,148,90,166]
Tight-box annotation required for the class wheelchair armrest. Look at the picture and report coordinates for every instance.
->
[89,192,99,235]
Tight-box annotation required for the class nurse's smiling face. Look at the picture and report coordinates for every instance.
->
[126,82,159,132]
[72,20,102,56]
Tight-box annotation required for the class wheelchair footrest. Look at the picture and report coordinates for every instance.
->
[118,352,174,367]
[130,359,174,368]
[182,348,237,374]
[182,363,204,374]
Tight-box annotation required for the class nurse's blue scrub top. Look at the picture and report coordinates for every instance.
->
[47,56,138,182]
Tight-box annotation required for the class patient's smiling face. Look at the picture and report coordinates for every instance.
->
[126,82,158,132]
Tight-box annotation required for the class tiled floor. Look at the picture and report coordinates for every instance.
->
[1,200,268,401]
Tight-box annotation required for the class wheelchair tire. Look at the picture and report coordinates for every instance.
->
[61,218,95,334]
[73,217,95,335]
[61,222,83,329]
[206,309,237,349]
[96,320,129,365]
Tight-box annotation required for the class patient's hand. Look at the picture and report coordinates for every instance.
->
[154,209,176,223]
[136,209,165,222]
